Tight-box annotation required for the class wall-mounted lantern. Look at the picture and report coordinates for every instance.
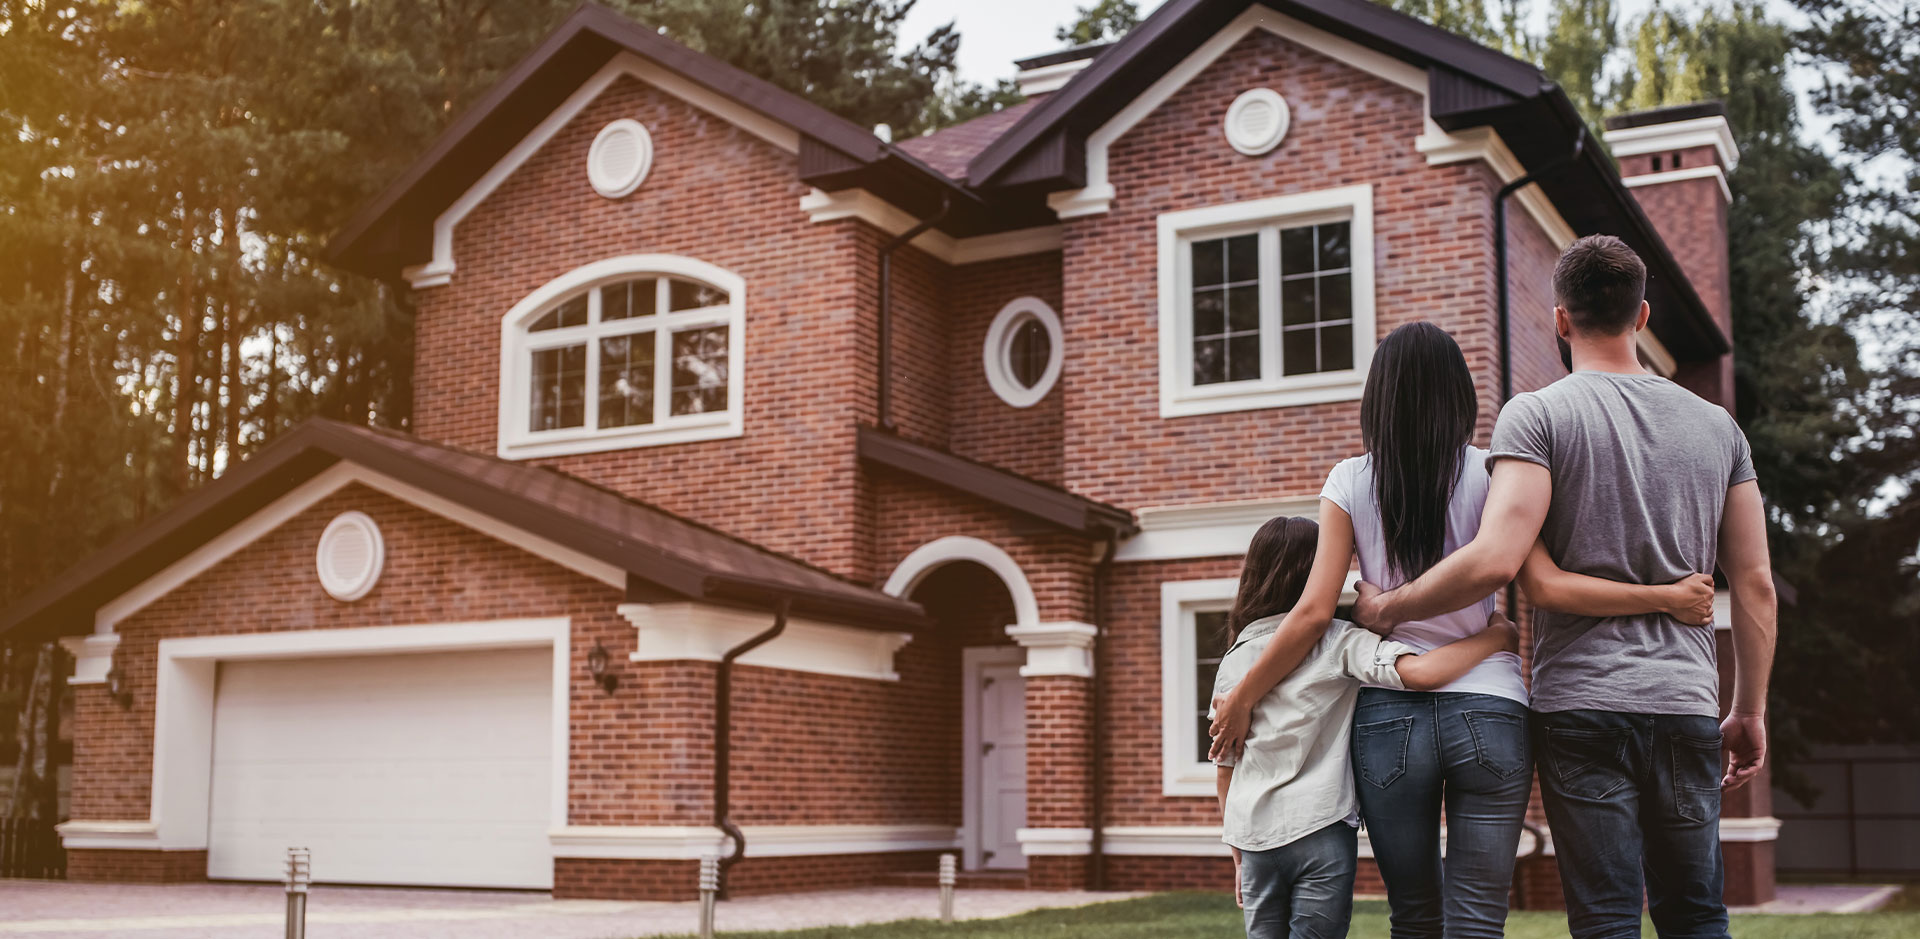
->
[104,655,133,709]
[587,640,620,695]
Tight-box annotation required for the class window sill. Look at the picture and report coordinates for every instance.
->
[1160,370,1366,418]
[1164,763,1218,798]
[498,415,742,460]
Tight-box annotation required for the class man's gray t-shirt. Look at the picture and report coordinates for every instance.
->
[1491,370,1755,717]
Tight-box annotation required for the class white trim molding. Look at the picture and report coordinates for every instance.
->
[93,462,625,635]
[58,633,120,686]
[97,618,572,854]
[1016,827,1094,856]
[1118,496,1321,562]
[1160,577,1239,797]
[799,188,1064,265]
[1156,185,1377,418]
[983,296,1064,408]
[618,602,912,682]
[1415,124,1578,248]
[1720,816,1781,843]
[1017,58,1094,96]
[1638,329,1679,378]
[1622,164,1733,204]
[549,824,961,860]
[883,536,1041,629]
[1603,115,1740,170]
[1005,621,1098,678]
[405,52,804,289]
[496,254,746,460]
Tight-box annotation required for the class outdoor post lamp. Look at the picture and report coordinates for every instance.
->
[284,846,311,939]
[587,640,620,694]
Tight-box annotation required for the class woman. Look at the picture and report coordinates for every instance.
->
[1209,323,1714,938]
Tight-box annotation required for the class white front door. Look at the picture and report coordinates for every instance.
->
[965,650,1027,871]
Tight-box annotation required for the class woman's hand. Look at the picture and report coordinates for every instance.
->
[1208,692,1250,762]
[1660,572,1717,626]
[1232,846,1244,908]
[1487,610,1519,654]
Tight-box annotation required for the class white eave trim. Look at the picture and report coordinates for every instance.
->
[618,602,912,682]
[1416,125,1578,248]
[55,820,165,851]
[549,823,961,860]
[1118,495,1321,562]
[1720,816,1782,843]
[406,52,807,290]
[800,188,1063,264]
[1622,164,1733,204]
[1015,827,1094,856]
[1603,115,1740,170]
[1017,58,1095,96]
[58,633,120,685]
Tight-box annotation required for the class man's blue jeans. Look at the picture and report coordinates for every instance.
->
[1352,689,1532,939]
[1534,709,1729,939]
[1239,821,1357,939]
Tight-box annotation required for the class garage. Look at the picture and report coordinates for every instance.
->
[205,646,555,889]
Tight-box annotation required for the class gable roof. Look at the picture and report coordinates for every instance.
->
[0,420,929,643]
[896,98,1046,181]
[856,427,1137,537]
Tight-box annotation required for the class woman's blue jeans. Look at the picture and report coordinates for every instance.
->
[1351,689,1532,939]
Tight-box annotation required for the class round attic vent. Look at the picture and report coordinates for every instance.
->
[1224,88,1291,156]
[316,511,385,602]
[588,119,654,198]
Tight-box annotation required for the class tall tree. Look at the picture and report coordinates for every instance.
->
[1057,0,1141,45]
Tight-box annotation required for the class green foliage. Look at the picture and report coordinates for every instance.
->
[1540,0,1618,126]
[1056,0,1141,45]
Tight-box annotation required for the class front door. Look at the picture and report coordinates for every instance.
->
[966,650,1027,871]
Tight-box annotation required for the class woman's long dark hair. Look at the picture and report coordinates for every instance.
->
[1225,516,1320,646]
[1360,322,1478,582]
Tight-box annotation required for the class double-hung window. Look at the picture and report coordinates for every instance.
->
[500,256,744,458]
[1157,185,1376,418]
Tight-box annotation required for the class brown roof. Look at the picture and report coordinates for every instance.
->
[897,99,1045,180]
[857,427,1136,537]
[0,420,928,642]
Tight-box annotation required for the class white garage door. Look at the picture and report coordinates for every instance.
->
[207,646,554,889]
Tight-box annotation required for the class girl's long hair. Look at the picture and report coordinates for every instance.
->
[1225,516,1320,646]
[1360,322,1478,581]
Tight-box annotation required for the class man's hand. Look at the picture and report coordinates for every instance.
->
[1352,581,1395,636]
[1232,846,1244,908]
[1661,573,1717,626]
[1208,693,1249,762]
[1720,711,1767,790]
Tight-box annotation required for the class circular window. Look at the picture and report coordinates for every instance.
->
[316,511,385,602]
[588,119,654,198]
[1224,88,1290,156]
[983,297,1063,408]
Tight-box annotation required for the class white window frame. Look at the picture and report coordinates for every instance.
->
[982,296,1064,408]
[497,255,745,459]
[1156,185,1376,418]
[1160,571,1362,797]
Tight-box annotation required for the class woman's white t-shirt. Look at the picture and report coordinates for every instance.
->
[1319,446,1528,703]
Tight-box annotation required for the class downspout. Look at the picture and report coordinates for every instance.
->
[1086,529,1120,890]
[875,194,951,431]
[714,596,791,897]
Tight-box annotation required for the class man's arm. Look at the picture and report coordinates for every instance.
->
[1353,460,1553,632]
[1718,479,1777,790]
[1517,540,1718,624]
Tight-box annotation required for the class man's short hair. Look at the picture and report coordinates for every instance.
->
[1553,234,1647,334]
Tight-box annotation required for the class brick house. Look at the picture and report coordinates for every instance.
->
[1,0,1774,905]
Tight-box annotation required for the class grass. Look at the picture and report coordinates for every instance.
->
[670,892,1920,939]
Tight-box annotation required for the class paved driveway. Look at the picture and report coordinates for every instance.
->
[0,880,1144,938]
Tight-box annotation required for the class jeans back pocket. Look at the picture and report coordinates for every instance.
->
[1670,732,1723,824]
[1543,726,1632,800]
[1463,709,1529,780]
[1353,716,1415,789]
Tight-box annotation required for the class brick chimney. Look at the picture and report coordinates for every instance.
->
[1603,102,1739,408]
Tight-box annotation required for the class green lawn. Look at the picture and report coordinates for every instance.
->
[677,892,1920,939]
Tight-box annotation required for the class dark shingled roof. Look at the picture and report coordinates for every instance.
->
[897,99,1046,181]
[856,427,1136,537]
[0,420,929,642]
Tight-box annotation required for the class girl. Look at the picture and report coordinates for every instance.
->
[1212,323,1714,938]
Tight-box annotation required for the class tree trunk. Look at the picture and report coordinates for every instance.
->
[46,231,77,503]
[7,645,52,820]
[172,231,199,492]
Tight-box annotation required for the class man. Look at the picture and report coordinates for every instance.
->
[1352,235,1777,939]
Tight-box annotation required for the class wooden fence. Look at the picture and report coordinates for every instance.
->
[0,817,65,879]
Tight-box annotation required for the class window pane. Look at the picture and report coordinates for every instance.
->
[1318,222,1352,270]
[530,294,587,330]
[1193,338,1227,385]
[529,309,559,332]
[1008,318,1051,389]
[597,332,656,428]
[1321,324,1354,372]
[529,344,586,431]
[1283,329,1318,376]
[1228,334,1261,382]
[1192,239,1226,288]
[1193,609,1229,764]
[1192,289,1225,336]
[669,279,728,311]
[1227,284,1260,332]
[1225,234,1258,284]
[670,326,729,415]
[602,279,656,322]
[1280,226,1315,276]
[1281,277,1316,327]
[1319,273,1352,323]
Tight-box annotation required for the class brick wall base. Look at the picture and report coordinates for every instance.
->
[1027,855,1088,890]
[67,848,208,884]
[555,850,949,900]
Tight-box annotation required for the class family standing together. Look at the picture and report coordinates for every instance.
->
[1204,234,1779,939]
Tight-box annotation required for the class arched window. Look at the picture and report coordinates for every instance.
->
[498,256,745,458]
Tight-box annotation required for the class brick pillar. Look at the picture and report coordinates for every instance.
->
[1008,622,1097,889]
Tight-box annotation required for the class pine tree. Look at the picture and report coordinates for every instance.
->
[1057,0,1142,45]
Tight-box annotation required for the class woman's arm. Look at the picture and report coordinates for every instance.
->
[1205,500,1356,762]
[1218,766,1243,908]
[1516,540,1715,625]
[1392,610,1519,690]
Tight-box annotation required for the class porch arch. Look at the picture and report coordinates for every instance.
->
[883,536,1040,630]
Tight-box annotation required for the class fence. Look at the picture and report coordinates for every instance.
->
[1773,743,1920,877]
[0,818,66,879]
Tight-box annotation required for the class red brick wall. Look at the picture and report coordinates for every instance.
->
[1617,143,1734,408]
[68,849,208,884]
[556,850,948,901]
[948,253,1068,485]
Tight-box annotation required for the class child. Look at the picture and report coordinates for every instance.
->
[1213,516,1516,939]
